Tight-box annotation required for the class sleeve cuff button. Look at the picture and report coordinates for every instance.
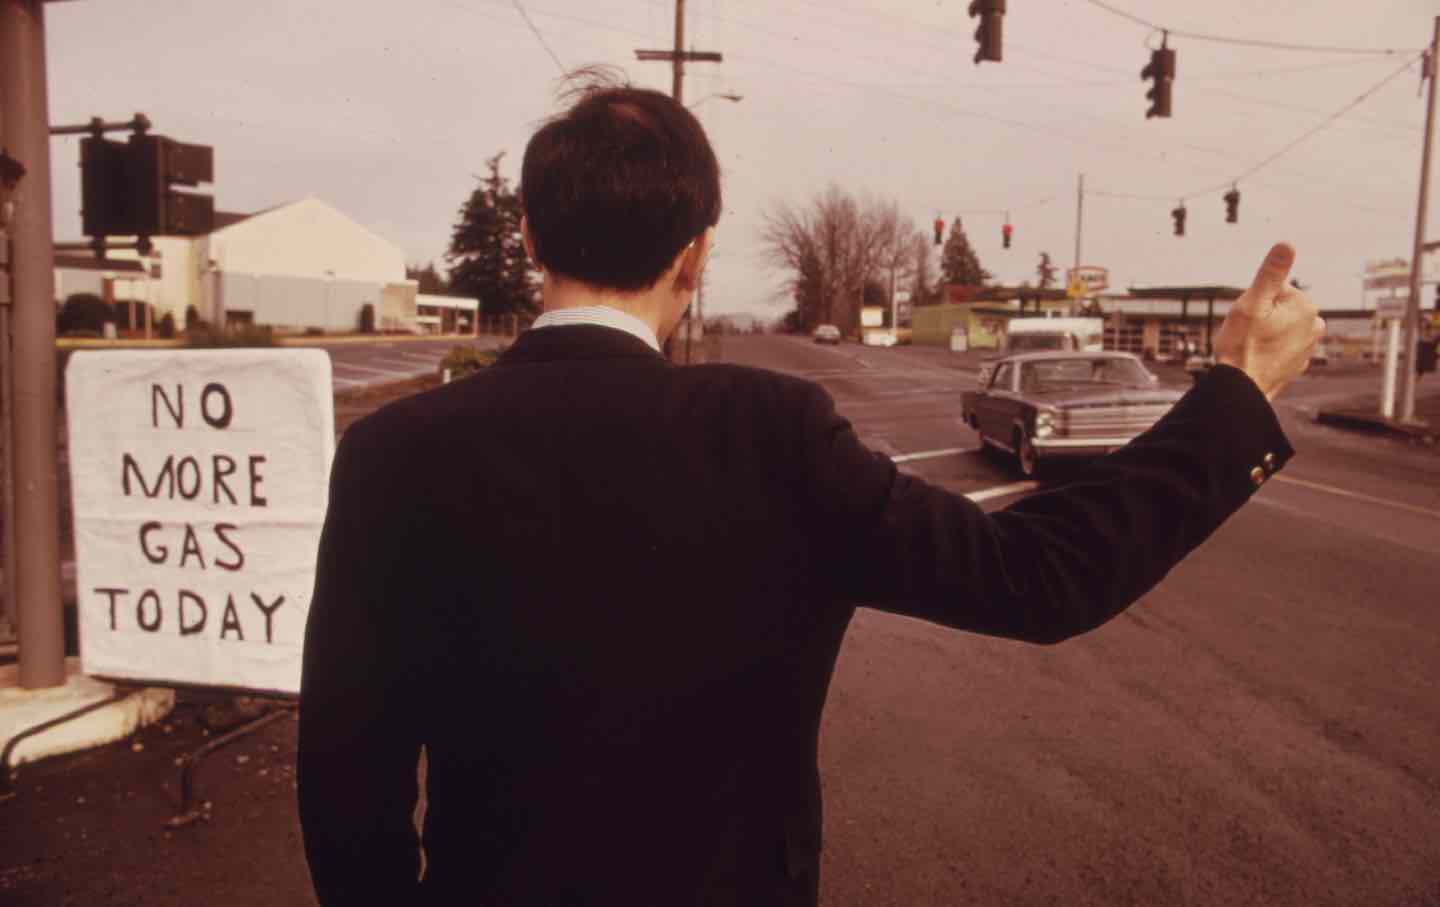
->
[1250,466,1266,487]
[1263,452,1277,471]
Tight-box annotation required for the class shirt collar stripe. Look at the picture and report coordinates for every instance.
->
[531,306,661,353]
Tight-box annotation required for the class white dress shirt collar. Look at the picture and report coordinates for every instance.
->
[530,305,661,353]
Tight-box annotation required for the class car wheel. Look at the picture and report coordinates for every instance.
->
[1015,429,1040,478]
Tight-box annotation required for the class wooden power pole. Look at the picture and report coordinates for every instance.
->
[635,0,722,362]
[1399,17,1439,424]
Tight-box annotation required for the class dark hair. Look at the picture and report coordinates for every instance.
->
[521,71,721,293]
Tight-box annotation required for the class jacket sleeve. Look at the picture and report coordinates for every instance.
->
[297,420,423,903]
[800,364,1294,643]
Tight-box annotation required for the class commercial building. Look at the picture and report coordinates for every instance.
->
[54,197,476,334]
[915,282,1436,360]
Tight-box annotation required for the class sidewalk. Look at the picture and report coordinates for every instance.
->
[1311,385,1440,445]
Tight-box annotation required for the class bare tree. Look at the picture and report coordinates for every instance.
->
[761,184,919,333]
[911,233,935,306]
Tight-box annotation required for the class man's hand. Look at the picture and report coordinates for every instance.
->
[1213,242,1326,401]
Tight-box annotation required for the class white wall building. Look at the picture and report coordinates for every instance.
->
[56,197,440,333]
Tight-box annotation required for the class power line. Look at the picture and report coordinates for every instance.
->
[1187,52,1423,197]
[512,0,569,75]
[1084,0,1422,56]
[476,0,1420,220]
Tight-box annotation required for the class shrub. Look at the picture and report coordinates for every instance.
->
[184,323,277,348]
[57,293,112,335]
[439,345,500,380]
[158,312,177,339]
[185,304,201,331]
[358,303,376,334]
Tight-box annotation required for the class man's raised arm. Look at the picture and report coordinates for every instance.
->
[806,243,1324,641]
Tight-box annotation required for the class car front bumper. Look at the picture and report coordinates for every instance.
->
[1031,435,1137,457]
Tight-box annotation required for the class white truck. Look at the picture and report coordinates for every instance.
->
[1003,317,1105,353]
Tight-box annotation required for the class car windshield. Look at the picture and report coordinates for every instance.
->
[1019,357,1152,389]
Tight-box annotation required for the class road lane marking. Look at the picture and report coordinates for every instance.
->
[1272,474,1440,521]
[333,363,423,379]
[965,481,1040,502]
[891,447,977,464]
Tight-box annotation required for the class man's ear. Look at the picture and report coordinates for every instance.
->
[675,227,716,292]
[520,216,541,270]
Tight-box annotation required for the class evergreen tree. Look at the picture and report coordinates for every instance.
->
[406,261,450,295]
[445,152,538,317]
[939,217,991,288]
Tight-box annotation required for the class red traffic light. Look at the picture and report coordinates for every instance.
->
[934,217,945,245]
[1002,223,1013,248]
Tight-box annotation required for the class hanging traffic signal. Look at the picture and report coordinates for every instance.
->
[1002,223,1012,249]
[1141,39,1176,119]
[1223,187,1240,224]
[968,0,1005,64]
[934,216,945,245]
[1171,203,1186,237]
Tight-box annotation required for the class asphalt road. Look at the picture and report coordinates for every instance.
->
[714,334,1440,906]
[286,335,506,390]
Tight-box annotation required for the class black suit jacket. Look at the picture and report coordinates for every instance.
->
[298,325,1292,905]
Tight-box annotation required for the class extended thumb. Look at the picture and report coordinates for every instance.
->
[1249,242,1295,297]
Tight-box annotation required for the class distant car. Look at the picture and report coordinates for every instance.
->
[813,324,841,345]
[1185,353,1216,384]
[961,351,1186,478]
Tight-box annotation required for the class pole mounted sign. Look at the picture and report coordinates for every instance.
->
[1066,265,1109,298]
[65,350,334,695]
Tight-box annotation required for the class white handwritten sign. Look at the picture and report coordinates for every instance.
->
[66,349,334,695]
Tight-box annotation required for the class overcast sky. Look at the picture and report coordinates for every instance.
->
[43,0,1440,320]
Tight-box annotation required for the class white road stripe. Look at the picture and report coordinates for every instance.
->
[964,480,1040,503]
[891,447,977,464]
[333,363,423,379]
[1273,474,1440,520]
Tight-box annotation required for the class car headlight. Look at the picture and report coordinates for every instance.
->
[1034,411,1055,438]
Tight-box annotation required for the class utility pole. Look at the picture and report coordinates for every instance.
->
[1,0,65,689]
[1074,173,1085,274]
[1399,17,1439,424]
[635,0,722,361]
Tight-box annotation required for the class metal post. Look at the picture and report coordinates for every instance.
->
[1205,295,1214,356]
[672,0,685,106]
[1074,173,1084,273]
[1,304,14,637]
[1399,18,1439,423]
[1,0,65,689]
[1383,317,1401,418]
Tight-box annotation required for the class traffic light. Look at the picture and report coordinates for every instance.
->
[1002,223,1012,249]
[934,217,945,245]
[128,135,214,236]
[1141,43,1176,119]
[968,0,1005,64]
[80,137,130,238]
[1171,203,1186,237]
[80,133,214,240]
[1224,187,1240,224]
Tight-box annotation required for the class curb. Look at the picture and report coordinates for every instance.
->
[1313,407,1438,444]
[0,658,174,772]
